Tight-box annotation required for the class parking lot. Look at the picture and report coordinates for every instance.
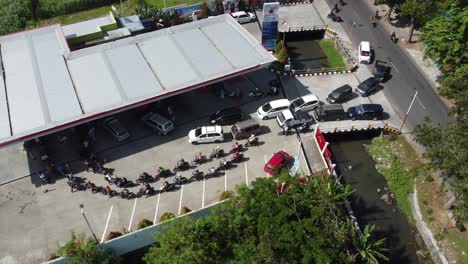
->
[0,69,317,263]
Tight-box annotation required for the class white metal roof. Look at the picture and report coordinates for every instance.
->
[0,14,275,147]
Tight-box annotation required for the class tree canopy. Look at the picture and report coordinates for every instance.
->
[58,232,121,264]
[144,175,388,264]
[0,0,29,35]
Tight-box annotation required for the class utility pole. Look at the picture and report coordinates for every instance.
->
[79,204,99,243]
[399,90,418,131]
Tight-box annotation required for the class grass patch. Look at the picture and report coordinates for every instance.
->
[319,39,347,70]
[365,136,422,223]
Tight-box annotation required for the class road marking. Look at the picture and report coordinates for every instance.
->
[128,198,138,231]
[101,205,113,243]
[202,178,206,208]
[178,185,184,215]
[224,172,227,192]
[245,163,249,187]
[416,96,427,110]
[390,62,400,72]
[264,155,269,177]
[153,193,161,224]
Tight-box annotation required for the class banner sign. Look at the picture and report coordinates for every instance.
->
[261,2,280,50]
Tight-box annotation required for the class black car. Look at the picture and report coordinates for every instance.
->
[326,84,353,104]
[347,104,383,120]
[372,60,390,82]
[210,107,243,125]
[356,77,380,97]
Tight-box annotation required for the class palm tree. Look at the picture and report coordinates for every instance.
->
[352,225,389,264]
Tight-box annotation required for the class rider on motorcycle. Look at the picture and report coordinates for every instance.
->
[105,185,112,193]
[248,134,258,144]
[233,151,241,162]
[391,31,396,40]
[177,158,186,166]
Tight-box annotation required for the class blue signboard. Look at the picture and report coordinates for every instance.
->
[261,2,280,51]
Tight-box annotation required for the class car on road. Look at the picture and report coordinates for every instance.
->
[277,109,313,129]
[347,104,384,120]
[358,41,371,64]
[103,117,130,141]
[326,84,353,104]
[188,126,224,144]
[257,99,290,120]
[231,11,256,23]
[289,94,320,112]
[264,151,291,176]
[373,60,390,82]
[356,77,380,96]
[142,112,174,135]
[210,107,243,125]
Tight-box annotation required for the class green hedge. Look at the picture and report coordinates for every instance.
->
[38,0,118,19]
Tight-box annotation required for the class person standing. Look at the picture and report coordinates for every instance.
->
[88,127,96,142]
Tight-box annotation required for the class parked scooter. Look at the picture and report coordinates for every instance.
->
[161,181,177,192]
[173,159,190,172]
[190,170,204,182]
[120,189,136,199]
[230,152,244,164]
[192,153,208,165]
[136,172,154,184]
[248,87,264,98]
[244,135,259,147]
[174,174,189,185]
[209,148,224,159]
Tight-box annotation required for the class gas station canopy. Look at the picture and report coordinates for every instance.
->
[0,14,275,147]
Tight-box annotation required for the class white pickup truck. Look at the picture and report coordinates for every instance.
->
[276,109,314,129]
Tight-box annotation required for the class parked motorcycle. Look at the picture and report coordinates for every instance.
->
[173,159,190,172]
[120,190,136,199]
[137,185,156,197]
[244,137,259,147]
[230,152,244,163]
[192,154,208,165]
[229,142,244,154]
[161,181,177,192]
[190,170,204,182]
[218,159,232,171]
[248,87,264,98]
[209,148,224,159]
[136,172,154,184]
[155,167,171,179]
[205,167,218,179]
[174,174,189,185]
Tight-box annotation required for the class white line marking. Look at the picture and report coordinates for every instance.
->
[245,163,249,187]
[390,62,400,72]
[202,178,206,208]
[416,96,427,110]
[178,185,184,215]
[264,155,269,177]
[224,172,227,192]
[153,193,161,224]
[101,205,113,243]
[128,198,138,231]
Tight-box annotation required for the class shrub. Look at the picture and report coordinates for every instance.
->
[0,0,29,35]
[180,206,192,214]
[38,0,117,19]
[200,2,210,18]
[214,0,224,15]
[276,47,289,64]
[159,212,175,222]
[47,253,59,261]
[106,231,122,241]
[137,219,153,230]
[219,190,234,201]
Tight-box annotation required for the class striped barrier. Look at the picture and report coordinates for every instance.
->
[280,1,313,6]
[383,124,401,135]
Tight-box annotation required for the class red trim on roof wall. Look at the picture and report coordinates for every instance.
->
[0,64,264,148]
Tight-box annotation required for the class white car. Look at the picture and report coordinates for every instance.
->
[188,126,224,144]
[103,117,130,141]
[289,94,320,112]
[231,11,256,24]
[257,99,290,120]
[358,41,371,64]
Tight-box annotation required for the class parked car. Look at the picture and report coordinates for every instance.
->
[276,109,313,129]
[210,107,243,125]
[103,117,130,141]
[231,119,260,139]
[347,104,384,120]
[356,77,380,96]
[264,151,291,176]
[289,94,320,112]
[257,99,290,120]
[358,41,371,64]
[326,84,353,104]
[188,126,224,144]
[372,60,390,82]
[142,112,174,135]
[313,104,348,122]
[231,11,256,23]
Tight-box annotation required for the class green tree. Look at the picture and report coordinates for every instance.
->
[200,1,211,18]
[0,0,29,35]
[401,0,435,43]
[276,46,289,64]
[414,119,468,222]
[422,4,468,70]
[58,232,121,264]
[439,65,468,121]
[379,0,405,21]
[215,0,224,15]
[144,176,388,263]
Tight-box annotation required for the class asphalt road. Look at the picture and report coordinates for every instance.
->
[324,0,449,130]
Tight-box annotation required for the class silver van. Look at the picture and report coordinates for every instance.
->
[142,112,174,135]
[231,119,260,139]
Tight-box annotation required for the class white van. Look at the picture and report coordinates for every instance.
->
[257,99,290,120]
[358,41,371,64]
